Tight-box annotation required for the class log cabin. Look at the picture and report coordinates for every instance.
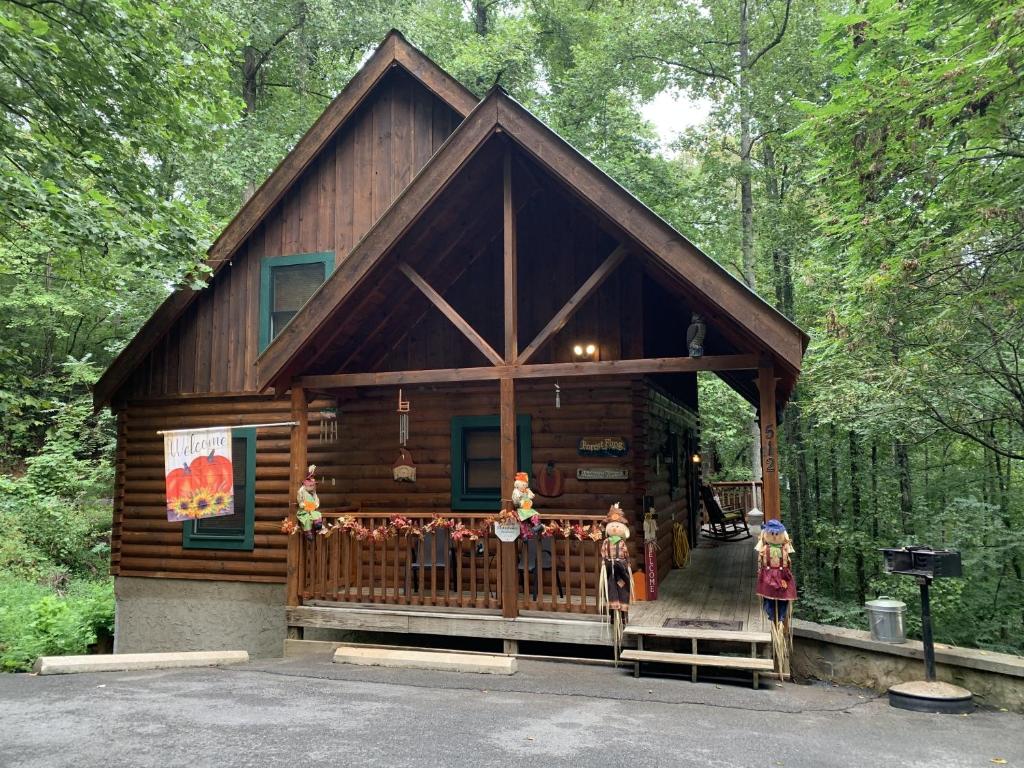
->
[94,31,807,659]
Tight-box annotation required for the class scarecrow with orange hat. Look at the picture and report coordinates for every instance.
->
[512,471,544,537]
[296,464,323,540]
[598,503,634,661]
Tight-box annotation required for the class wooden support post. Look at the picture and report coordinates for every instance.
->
[500,378,518,619]
[758,366,781,521]
[287,385,308,607]
[503,147,517,363]
[500,146,520,620]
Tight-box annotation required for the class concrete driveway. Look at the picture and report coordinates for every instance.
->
[0,654,1020,767]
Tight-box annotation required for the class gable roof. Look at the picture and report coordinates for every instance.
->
[93,30,478,409]
[255,88,808,400]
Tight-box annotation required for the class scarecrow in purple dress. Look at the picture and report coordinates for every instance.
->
[756,519,797,679]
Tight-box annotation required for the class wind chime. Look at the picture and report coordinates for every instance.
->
[316,406,338,444]
[393,388,417,482]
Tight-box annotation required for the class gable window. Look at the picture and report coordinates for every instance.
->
[451,415,531,510]
[182,428,256,550]
[259,252,333,351]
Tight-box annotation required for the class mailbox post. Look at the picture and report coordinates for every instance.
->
[879,546,972,713]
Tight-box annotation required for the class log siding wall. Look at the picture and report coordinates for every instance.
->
[117,379,699,583]
[632,380,700,580]
[117,70,461,402]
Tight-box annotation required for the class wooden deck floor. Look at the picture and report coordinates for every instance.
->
[631,528,763,632]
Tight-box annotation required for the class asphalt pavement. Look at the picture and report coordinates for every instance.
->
[0,654,1020,768]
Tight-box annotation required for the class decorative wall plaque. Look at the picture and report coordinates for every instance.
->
[494,519,521,542]
[577,436,629,457]
[576,466,631,481]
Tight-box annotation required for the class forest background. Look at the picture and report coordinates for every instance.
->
[1,0,1021,670]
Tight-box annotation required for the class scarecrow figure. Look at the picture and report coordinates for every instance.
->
[512,471,544,537]
[296,464,323,540]
[756,518,797,679]
[598,503,633,662]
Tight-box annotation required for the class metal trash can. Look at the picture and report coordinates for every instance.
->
[865,597,907,644]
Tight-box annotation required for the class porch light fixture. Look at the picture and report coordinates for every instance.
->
[691,452,702,464]
[572,343,599,362]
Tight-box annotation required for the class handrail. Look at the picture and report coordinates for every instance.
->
[324,509,605,523]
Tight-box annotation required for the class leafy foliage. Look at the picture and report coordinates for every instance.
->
[0,0,1022,661]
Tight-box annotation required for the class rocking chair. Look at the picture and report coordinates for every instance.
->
[700,484,751,541]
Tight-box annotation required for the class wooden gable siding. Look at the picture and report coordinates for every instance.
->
[374,179,644,373]
[115,68,462,403]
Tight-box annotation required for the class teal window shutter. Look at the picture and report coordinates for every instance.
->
[182,427,256,550]
[450,415,532,510]
[259,252,334,351]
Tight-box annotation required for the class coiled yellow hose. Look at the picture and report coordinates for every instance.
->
[672,521,691,569]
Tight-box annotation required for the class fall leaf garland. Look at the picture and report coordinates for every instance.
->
[280,514,605,542]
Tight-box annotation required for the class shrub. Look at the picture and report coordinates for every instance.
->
[0,576,114,672]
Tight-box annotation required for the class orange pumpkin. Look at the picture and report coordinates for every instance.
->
[166,465,195,510]
[190,451,233,493]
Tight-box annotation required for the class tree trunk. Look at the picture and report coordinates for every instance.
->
[894,440,912,535]
[850,430,865,606]
[829,424,841,597]
[812,437,823,585]
[473,1,489,35]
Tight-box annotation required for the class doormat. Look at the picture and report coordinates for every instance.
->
[663,618,743,631]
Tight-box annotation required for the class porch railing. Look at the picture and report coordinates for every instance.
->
[298,511,605,615]
[708,481,763,513]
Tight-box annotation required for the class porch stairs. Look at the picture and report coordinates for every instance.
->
[621,625,774,689]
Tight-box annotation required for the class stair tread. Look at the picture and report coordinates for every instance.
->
[624,626,771,643]
[620,649,775,671]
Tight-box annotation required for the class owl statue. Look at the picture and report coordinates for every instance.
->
[686,313,706,358]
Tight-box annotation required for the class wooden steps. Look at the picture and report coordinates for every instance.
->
[620,650,774,671]
[623,624,773,688]
[624,626,770,643]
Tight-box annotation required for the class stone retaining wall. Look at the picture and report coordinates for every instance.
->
[793,620,1024,713]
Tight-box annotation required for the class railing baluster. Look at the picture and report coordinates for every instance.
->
[581,540,589,614]
[565,536,573,618]
[393,533,400,604]
[354,528,363,602]
[429,532,438,607]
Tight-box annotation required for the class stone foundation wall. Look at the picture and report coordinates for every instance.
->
[114,577,286,659]
[793,620,1024,713]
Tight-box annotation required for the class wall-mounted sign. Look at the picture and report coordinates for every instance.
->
[576,466,631,481]
[577,436,629,457]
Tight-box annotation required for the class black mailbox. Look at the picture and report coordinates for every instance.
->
[881,546,962,579]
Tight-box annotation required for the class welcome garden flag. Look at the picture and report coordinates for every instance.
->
[164,428,234,522]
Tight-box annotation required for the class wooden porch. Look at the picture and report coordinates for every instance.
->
[286,518,766,651]
[631,528,762,632]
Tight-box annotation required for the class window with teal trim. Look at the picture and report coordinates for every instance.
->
[450,415,531,510]
[259,252,333,351]
[183,428,256,550]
